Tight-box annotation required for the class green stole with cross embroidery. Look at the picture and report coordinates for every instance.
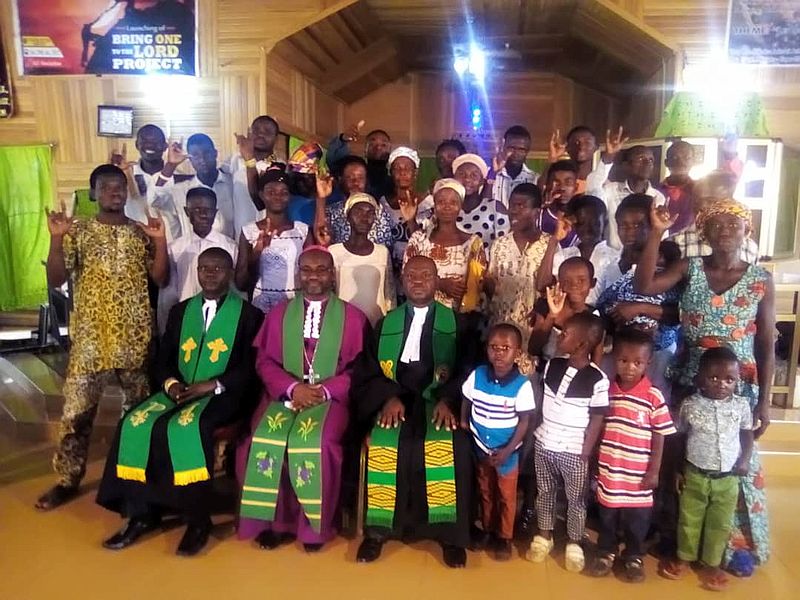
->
[116,293,242,485]
[239,293,344,532]
[366,302,458,529]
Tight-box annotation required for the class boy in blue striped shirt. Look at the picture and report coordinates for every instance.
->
[461,323,535,560]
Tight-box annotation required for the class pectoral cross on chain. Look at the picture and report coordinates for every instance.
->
[181,337,197,363]
[207,338,229,363]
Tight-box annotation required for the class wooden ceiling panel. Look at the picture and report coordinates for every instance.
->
[274,0,678,103]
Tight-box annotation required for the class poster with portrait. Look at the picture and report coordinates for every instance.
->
[16,0,196,75]
[727,0,800,65]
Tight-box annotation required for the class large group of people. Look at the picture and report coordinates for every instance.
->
[33,115,774,592]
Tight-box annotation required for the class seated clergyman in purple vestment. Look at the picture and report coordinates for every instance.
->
[236,245,369,552]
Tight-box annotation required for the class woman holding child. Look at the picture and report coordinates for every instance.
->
[634,198,774,581]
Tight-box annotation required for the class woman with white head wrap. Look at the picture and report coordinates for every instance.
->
[328,193,396,326]
[378,146,424,301]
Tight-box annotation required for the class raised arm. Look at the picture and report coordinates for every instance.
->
[46,201,73,288]
[633,203,688,295]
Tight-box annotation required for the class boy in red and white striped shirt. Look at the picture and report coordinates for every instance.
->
[589,327,676,582]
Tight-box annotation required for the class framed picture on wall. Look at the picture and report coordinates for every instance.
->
[97,105,134,138]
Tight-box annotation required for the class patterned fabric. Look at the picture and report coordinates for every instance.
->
[675,257,771,566]
[241,221,308,314]
[404,230,485,309]
[597,377,676,508]
[54,369,149,487]
[695,198,753,238]
[677,392,752,473]
[288,142,323,174]
[595,265,680,351]
[668,224,760,264]
[378,196,415,291]
[486,232,549,368]
[325,199,393,247]
[534,439,589,542]
[63,219,154,376]
[672,258,769,395]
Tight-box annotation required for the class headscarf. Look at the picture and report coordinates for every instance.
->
[387,146,420,170]
[299,244,331,258]
[288,142,323,174]
[433,178,465,203]
[696,198,752,240]
[452,153,489,179]
[344,192,379,215]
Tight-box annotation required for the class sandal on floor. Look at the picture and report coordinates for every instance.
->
[564,542,585,573]
[623,557,646,583]
[700,567,729,592]
[587,553,615,577]
[658,559,689,580]
[35,484,79,511]
[525,535,554,563]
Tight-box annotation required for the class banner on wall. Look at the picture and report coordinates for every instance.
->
[1,22,12,117]
[727,0,800,65]
[16,0,196,76]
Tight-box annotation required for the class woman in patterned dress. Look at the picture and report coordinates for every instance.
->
[404,179,486,311]
[634,198,773,574]
[235,170,309,314]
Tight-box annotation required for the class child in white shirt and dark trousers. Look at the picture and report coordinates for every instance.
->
[527,312,609,572]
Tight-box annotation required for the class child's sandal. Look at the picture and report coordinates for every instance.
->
[658,559,689,580]
[564,542,585,573]
[623,558,646,583]
[587,553,614,577]
[700,567,729,592]
[525,535,554,563]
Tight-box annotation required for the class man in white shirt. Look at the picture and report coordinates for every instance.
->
[154,133,236,239]
[115,124,182,242]
[227,115,285,235]
[489,126,539,236]
[158,187,238,332]
[599,146,666,250]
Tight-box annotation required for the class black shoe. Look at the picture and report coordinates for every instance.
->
[468,527,491,551]
[357,536,384,563]
[103,517,160,550]
[176,518,212,557]
[441,543,467,568]
[35,484,79,511]
[494,539,513,561]
[256,530,292,550]
[517,506,536,539]
[303,543,324,553]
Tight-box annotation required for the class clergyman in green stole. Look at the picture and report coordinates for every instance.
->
[365,300,459,530]
[240,292,345,535]
[116,293,243,485]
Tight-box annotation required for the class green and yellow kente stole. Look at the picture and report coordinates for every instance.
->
[239,294,345,532]
[366,302,458,529]
[116,293,242,485]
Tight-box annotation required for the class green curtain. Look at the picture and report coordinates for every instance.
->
[654,91,769,138]
[0,145,53,310]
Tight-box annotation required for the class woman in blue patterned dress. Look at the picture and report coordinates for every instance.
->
[634,198,773,575]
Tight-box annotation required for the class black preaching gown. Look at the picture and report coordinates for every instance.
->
[96,295,263,517]
[351,308,475,548]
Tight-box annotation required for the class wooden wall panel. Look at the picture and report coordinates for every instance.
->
[344,71,621,154]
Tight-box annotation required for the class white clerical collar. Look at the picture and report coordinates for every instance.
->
[400,305,429,364]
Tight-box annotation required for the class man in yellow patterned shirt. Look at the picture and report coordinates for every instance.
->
[36,164,169,511]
